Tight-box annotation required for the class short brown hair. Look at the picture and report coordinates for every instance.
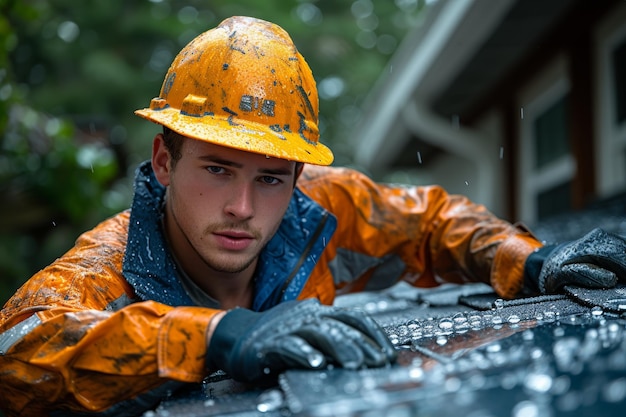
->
[162,126,183,167]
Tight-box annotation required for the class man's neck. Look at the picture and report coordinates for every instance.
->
[162,207,256,310]
[183,271,254,310]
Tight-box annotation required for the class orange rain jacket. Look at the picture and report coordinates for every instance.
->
[0,161,542,416]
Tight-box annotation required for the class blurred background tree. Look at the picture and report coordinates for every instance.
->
[0,0,428,303]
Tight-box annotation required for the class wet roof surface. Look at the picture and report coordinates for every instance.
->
[145,282,626,417]
[145,197,626,417]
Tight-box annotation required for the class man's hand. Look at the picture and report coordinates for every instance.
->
[206,299,396,382]
[526,228,626,294]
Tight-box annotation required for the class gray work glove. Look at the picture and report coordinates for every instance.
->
[525,228,626,294]
[207,299,396,382]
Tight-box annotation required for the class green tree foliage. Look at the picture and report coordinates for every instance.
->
[0,0,427,303]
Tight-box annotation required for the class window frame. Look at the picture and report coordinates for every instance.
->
[517,57,575,225]
[595,12,626,196]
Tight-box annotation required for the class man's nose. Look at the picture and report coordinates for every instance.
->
[224,181,254,219]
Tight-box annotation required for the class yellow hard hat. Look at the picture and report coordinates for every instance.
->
[135,16,333,166]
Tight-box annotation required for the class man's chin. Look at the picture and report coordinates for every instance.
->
[204,255,258,275]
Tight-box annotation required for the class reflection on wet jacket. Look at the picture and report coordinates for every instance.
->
[0,161,542,416]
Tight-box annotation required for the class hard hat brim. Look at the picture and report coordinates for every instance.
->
[135,107,334,166]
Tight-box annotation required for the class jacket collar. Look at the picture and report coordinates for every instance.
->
[123,161,336,311]
[123,161,194,306]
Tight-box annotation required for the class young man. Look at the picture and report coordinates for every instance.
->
[1,16,625,417]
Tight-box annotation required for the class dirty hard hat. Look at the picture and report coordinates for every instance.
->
[135,16,333,166]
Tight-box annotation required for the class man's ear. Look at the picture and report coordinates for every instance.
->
[152,133,171,187]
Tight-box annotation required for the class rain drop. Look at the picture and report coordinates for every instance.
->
[508,314,521,324]
[524,372,553,393]
[530,348,544,360]
[445,377,461,392]
[468,315,482,328]
[486,343,501,353]
[408,366,423,380]
[551,375,571,395]
[256,389,284,413]
[342,380,359,394]
[512,400,540,417]
[307,352,325,368]
[438,318,453,330]
[377,300,389,311]
[603,378,626,403]
[556,391,580,412]
[454,319,470,332]
[543,311,556,322]
[591,306,604,317]
[607,322,620,333]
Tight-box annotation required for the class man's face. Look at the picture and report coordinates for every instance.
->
[154,136,298,276]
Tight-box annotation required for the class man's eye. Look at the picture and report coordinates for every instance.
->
[261,176,280,185]
[207,166,225,174]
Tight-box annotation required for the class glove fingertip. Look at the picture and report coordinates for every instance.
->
[563,264,618,288]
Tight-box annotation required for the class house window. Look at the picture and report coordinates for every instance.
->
[534,95,570,169]
[596,9,626,196]
[537,181,572,220]
[518,65,575,226]
[530,93,573,222]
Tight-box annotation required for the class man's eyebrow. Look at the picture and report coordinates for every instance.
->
[199,155,242,168]
[198,155,293,176]
[260,167,294,176]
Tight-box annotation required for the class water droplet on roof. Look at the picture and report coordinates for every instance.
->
[256,389,284,413]
[508,314,521,324]
[603,377,626,403]
[438,318,453,330]
[591,306,604,317]
[524,372,553,393]
[512,400,540,417]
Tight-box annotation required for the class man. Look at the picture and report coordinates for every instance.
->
[1,16,625,417]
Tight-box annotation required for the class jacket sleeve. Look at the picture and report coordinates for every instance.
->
[0,213,222,417]
[297,166,543,300]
